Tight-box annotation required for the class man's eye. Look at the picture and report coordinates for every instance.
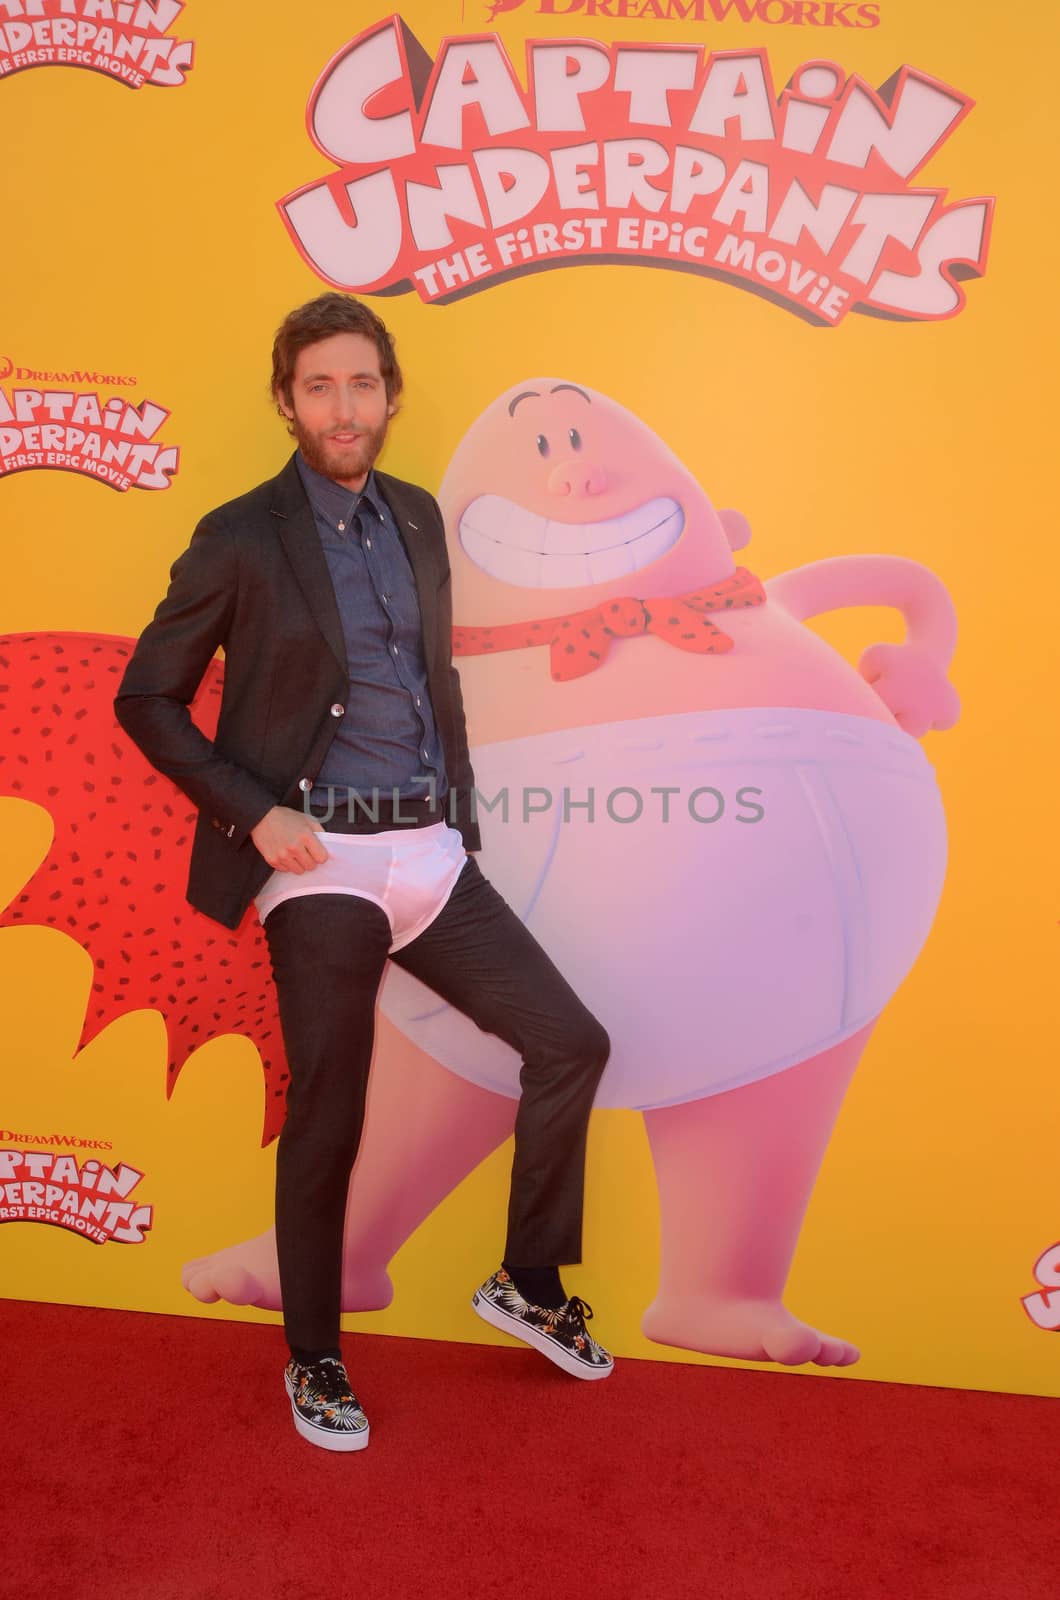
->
[536,435,550,458]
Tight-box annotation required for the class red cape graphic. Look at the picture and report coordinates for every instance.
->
[0,634,285,1144]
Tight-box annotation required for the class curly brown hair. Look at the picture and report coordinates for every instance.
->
[270,293,404,419]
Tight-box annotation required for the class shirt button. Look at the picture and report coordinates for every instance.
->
[415,696,421,707]
[365,538,372,549]
[298,778,312,792]
[392,644,399,654]
[330,703,345,717]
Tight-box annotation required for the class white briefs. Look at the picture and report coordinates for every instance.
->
[253,821,467,952]
[379,706,948,1109]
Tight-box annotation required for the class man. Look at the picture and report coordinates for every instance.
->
[114,294,613,1454]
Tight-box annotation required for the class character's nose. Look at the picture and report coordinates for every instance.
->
[547,459,608,497]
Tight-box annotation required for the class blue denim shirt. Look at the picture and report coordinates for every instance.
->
[295,453,447,812]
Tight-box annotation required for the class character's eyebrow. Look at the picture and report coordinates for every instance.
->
[550,384,591,404]
[508,390,541,416]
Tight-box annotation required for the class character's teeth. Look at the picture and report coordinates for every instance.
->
[463,494,546,553]
[618,498,681,543]
[460,523,543,585]
[493,546,546,586]
[631,515,683,569]
[504,500,548,552]
[587,542,636,583]
[537,554,594,588]
[543,515,624,556]
[458,495,685,589]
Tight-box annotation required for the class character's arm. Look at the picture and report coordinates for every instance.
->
[765,554,957,653]
[765,554,960,735]
[113,514,278,846]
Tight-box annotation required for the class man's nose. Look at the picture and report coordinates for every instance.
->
[333,386,361,423]
[547,458,608,498]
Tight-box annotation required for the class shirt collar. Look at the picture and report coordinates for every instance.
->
[296,450,382,531]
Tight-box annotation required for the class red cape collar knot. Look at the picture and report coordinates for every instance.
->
[452,566,766,682]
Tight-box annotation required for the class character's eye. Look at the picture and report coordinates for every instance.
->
[568,428,582,451]
[536,434,550,458]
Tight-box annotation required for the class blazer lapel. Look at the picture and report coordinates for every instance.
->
[268,456,347,674]
[374,472,438,668]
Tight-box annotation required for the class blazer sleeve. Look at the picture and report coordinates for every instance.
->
[429,492,481,853]
[113,514,278,847]
[447,655,481,852]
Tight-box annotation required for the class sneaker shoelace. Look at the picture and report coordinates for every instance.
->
[299,1357,354,1405]
[562,1296,596,1335]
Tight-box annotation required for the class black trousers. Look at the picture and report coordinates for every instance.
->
[263,856,610,1352]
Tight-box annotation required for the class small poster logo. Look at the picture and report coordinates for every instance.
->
[0,1146,153,1244]
[0,0,193,90]
[1021,1242,1060,1332]
[0,378,180,491]
[477,0,879,20]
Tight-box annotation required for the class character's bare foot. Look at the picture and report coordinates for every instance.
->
[641,1295,860,1368]
[181,1231,394,1313]
[182,1229,282,1308]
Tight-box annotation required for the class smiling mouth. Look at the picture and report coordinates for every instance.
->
[459,494,685,588]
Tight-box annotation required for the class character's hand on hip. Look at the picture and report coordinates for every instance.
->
[858,641,960,738]
[250,806,329,873]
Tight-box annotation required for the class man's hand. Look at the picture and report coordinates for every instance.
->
[250,806,329,874]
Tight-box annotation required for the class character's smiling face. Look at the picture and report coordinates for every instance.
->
[460,384,684,589]
[440,379,746,623]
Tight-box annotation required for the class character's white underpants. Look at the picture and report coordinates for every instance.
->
[254,822,467,952]
[379,707,947,1109]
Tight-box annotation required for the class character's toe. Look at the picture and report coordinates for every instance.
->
[762,1321,826,1367]
[206,1263,265,1306]
[811,1334,861,1367]
[182,1265,222,1303]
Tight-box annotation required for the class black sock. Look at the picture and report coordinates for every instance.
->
[503,1264,567,1310]
[290,1345,342,1366]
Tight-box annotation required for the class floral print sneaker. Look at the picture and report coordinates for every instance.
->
[472,1269,614,1380]
[283,1356,370,1452]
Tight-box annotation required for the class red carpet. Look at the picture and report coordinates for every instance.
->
[4,1299,1053,1600]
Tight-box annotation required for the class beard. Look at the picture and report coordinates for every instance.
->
[290,412,389,487]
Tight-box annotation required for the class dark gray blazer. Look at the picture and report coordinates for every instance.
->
[114,454,481,929]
